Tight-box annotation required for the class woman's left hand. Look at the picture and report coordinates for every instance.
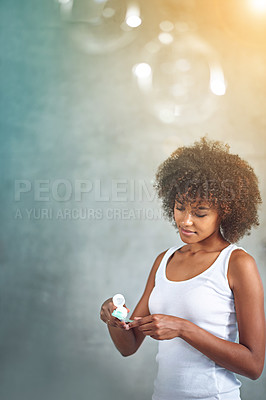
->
[128,314,184,340]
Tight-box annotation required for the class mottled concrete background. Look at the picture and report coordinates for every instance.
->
[0,0,265,399]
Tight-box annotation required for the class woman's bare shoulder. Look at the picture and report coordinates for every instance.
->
[228,248,261,290]
[229,248,257,268]
[151,249,168,273]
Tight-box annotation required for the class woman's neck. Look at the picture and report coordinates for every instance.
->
[184,230,229,254]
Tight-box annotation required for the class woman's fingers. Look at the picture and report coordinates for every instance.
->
[100,308,111,324]
[128,315,161,335]
[128,315,152,328]
[127,319,144,331]
[103,309,128,329]
[100,298,130,330]
[100,299,116,324]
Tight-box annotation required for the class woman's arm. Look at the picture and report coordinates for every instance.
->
[129,250,266,379]
[100,250,167,356]
[182,251,265,379]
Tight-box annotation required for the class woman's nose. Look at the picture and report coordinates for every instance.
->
[182,212,193,225]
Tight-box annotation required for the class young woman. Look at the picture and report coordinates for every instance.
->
[100,137,265,400]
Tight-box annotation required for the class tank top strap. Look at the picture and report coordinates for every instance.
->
[218,243,247,290]
[155,246,181,282]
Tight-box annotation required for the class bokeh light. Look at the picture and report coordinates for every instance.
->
[126,15,142,28]
[133,63,152,79]
[209,64,227,96]
[132,63,152,91]
[125,2,142,27]
[158,32,174,45]
[159,20,174,32]
[133,21,227,125]
[60,0,142,54]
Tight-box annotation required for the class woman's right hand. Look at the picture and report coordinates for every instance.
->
[100,298,129,330]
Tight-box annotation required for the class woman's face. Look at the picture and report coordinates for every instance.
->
[174,198,221,244]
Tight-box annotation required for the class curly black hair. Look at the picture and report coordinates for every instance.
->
[154,137,262,243]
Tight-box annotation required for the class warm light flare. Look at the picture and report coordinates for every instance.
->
[248,0,266,12]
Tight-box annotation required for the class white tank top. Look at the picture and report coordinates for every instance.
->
[148,243,243,400]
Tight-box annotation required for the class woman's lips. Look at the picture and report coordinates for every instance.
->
[180,228,196,236]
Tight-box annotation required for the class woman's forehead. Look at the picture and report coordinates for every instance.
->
[175,195,212,208]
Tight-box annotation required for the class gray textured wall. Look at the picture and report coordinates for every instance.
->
[0,0,265,399]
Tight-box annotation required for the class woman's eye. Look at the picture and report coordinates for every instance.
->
[175,205,207,217]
